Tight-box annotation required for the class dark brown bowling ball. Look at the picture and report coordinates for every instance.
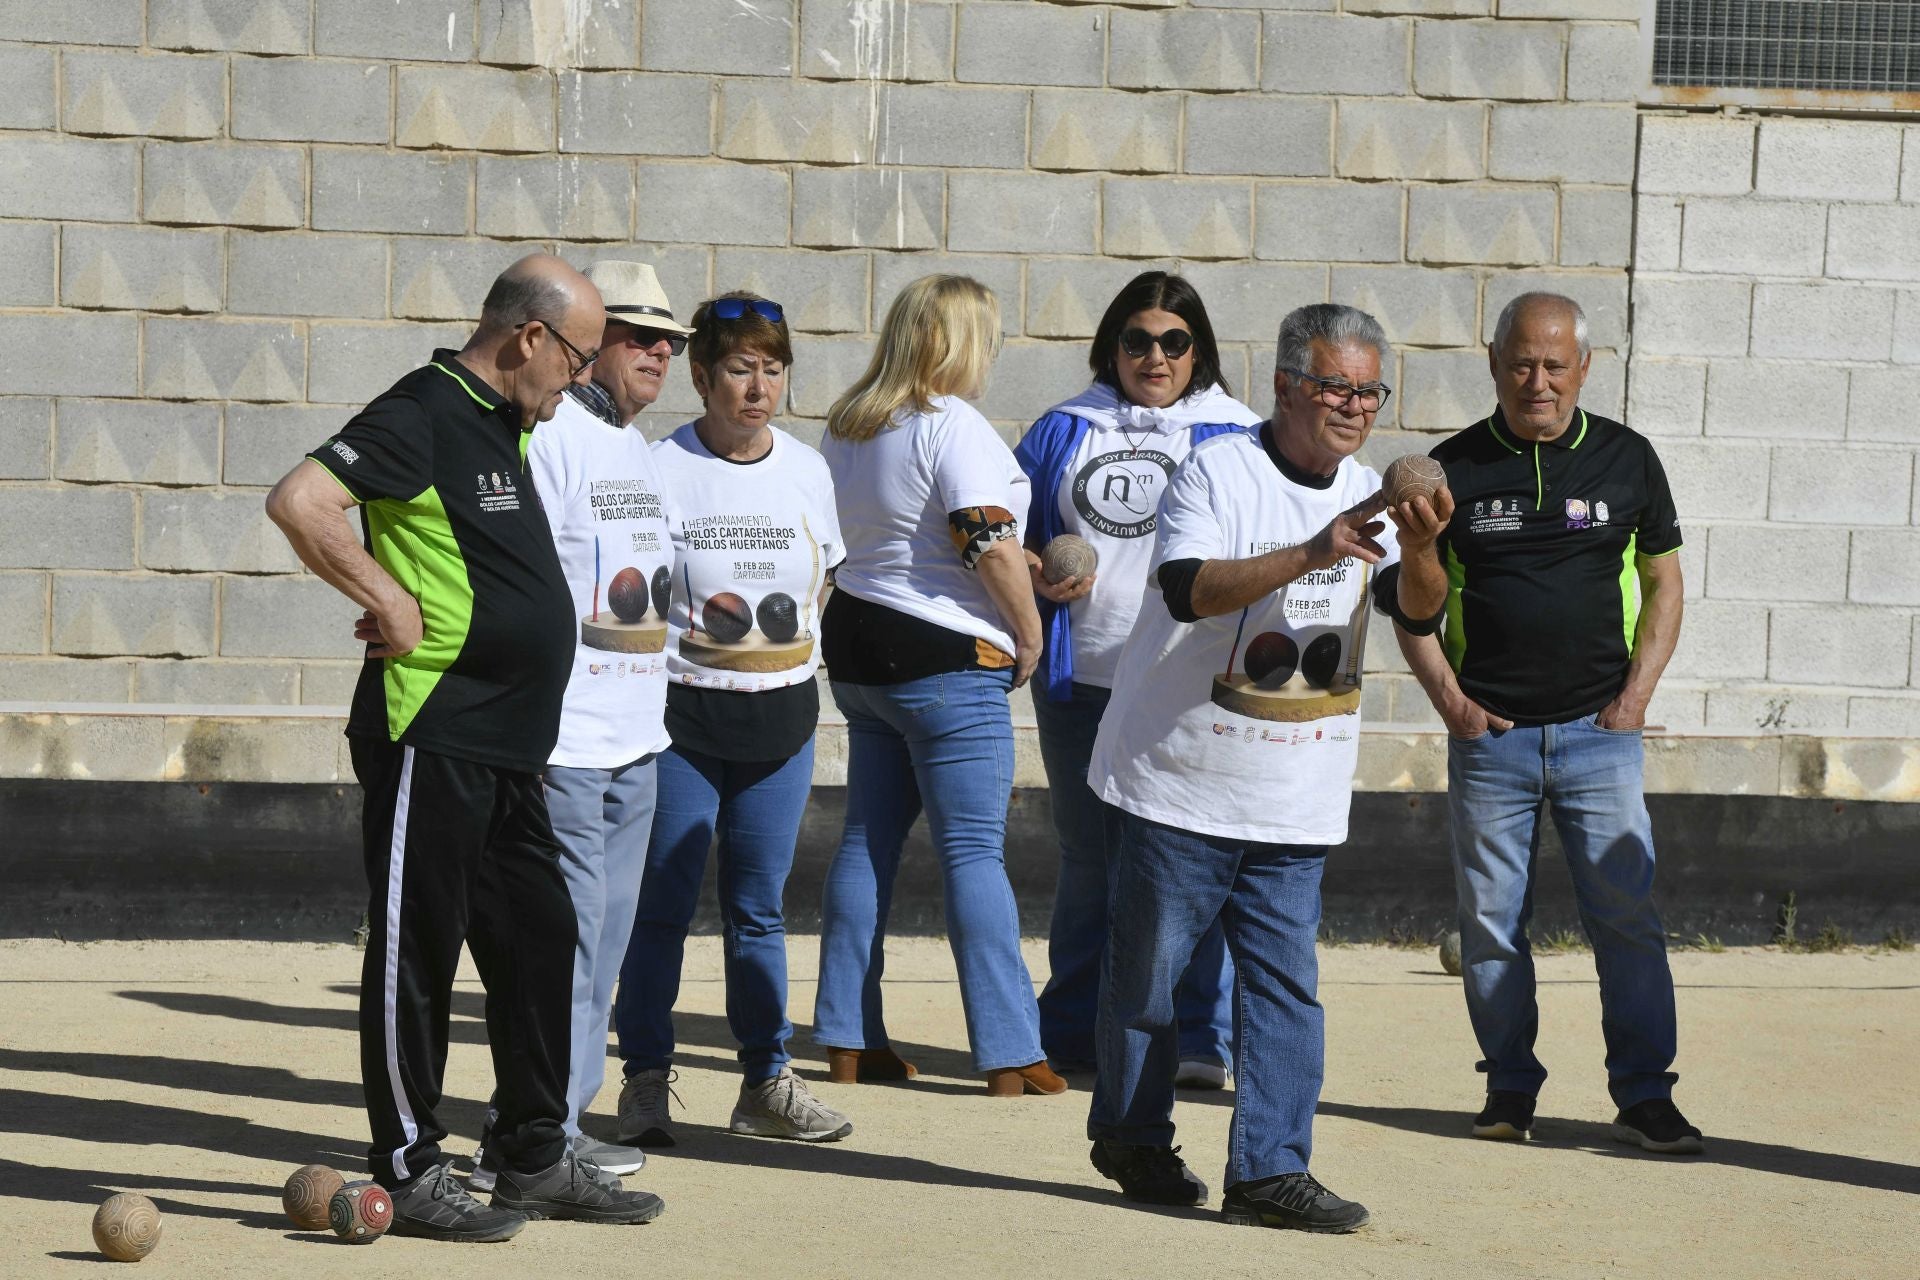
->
[606,566,647,622]
[1301,633,1343,688]
[702,592,753,643]
[650,565,672,621]
[757,592,800,643]
[1243,631,1298,689]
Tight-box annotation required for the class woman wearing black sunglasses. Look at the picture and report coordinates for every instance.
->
[1013,271,1260,1090]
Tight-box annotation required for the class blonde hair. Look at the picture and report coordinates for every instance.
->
[827,275,1001,442]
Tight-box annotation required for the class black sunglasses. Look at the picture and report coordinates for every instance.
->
[520,321,599,379]
[1119,327,1194,360]
[708,298,785,324]
[615,323,688,356]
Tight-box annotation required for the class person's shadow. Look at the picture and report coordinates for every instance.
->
[1316,1100,1920,1196]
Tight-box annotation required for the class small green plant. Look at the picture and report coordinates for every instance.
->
[1687,933,1725,953]
[1879,927,1914,953]
[1534,927,1589,954]
[1782,920,1851,954]
[1772,891,1798,948]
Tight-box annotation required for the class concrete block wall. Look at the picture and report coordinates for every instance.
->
[1628,113,1920,737]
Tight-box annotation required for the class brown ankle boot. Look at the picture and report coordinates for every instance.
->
[826,1047,918,1084]
[984,1061,1070,1097]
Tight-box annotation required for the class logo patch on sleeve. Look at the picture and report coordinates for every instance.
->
[329,440,360,466]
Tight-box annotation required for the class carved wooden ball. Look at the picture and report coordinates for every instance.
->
[1439,931,1464,977]
[1382,454,1448,507]
[282,1163,345,1231]
[1040,535,1098,585]
[328,1181,393,1244]
[92,1192,162,1262]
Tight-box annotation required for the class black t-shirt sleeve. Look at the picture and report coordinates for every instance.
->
[1636,440,1683,557]
[1157,557,1205,624]
[1369,562,1444,635]
[306,394,435,504]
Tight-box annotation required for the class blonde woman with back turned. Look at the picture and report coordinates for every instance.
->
[812,275,1064,1098]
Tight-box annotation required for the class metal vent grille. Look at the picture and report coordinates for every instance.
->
[1652,0,1920,92]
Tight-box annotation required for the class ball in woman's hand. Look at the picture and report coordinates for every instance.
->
[702,592,753,644]
[757,592,800,643]
[1041,534,1098,585]
[1243,632,1298,689]
[651,566,672,621]
[607,567,648,622]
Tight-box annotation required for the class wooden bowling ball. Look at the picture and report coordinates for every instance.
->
[1243,632,1299,689]
[92,1192,162,1262]
[757,592,800,643]
[328,1181,392,1245]
[1439,931,1463,977]
[282,1163,345,1231]
[1300,633,1343,689]
[1382,455,1447,507]
[650,565,672,621]
[607,566,649,622]
[702,592,753,644]
[1040,534,1098,585]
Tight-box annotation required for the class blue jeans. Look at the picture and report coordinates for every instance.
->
[1448,714,1679,1107]
[616,739,815,1086]
[815,668,1044,1073]
[545,757,658,1137]
[1089,811,1328,1186]
[1033,681,1234,1069]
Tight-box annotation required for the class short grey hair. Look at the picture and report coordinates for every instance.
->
[1492,291,1590,358]
[478,263,573,334]
[1274,303,1391,375]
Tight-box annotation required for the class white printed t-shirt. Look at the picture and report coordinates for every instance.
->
[823,395,1033,659]
[1088,431,1399,846]
[526,393,675,770]
[652,422,843,692]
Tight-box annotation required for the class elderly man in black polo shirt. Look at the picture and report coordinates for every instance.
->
[1395,291,1703,1156]
[266,254,666,1240]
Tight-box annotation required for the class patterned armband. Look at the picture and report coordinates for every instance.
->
[947,506,1018,571]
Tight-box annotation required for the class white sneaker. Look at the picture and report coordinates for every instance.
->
[728,1068,853,1142]
[616,1069,680,1148]
[1174,1059,1230,1090]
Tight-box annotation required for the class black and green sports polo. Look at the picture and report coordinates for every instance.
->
[1429,407,1682,727]
[308,351,575,772]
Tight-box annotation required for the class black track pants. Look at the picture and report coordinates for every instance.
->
[351,737,576,1189]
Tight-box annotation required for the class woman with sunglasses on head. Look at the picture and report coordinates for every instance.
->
[612,291,855,1148]
[813,274,1062,1098]
[1014,271,1261,1091]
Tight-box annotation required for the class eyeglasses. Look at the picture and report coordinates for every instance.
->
[1119,327,1193,360]
[1282,368,1392,412]
[521,321,599,379]
[618,324,689,356]
[708,298,785,324]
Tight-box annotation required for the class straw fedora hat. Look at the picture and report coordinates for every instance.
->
[586,260,693,335]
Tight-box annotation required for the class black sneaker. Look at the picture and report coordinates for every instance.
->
[1221,1172,1369,1234]
[1089,1141,1208,1206]
[388,1162,527,1243]
[1471,1090,1536,1141]
[492,1151,664,1225]
[1612,1098,1704,1154]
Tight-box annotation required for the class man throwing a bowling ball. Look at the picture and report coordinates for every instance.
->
[1395,291,1700,1154]
[1084,304,1448,1232]
[266,255,664,1241]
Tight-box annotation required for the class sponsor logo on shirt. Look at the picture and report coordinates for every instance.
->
[475,470,521,513]
[1594,500,1609,523]
[1071,448,1176,539]
[1468,497,1525,535]
[1565,497,1591,530]
[329,439,360,466]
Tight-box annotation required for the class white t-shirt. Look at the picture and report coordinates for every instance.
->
[823,396,1033,658]
[527,394,675,770]
[653,422,843,692]
[1088,432,1400,846]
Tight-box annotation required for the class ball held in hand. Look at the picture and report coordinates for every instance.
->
[1382,454,1448,508]
[1041,534,1098,585]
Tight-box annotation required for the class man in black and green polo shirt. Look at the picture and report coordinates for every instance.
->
[1396,292,1703,1157]
[267,254,663,1239]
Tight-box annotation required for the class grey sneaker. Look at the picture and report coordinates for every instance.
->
[491,1151,664,1225]
[467,1121,501,1193]
[573,1136,646,1176]
[389,1161,526,1243]
[617,1069,679,1148]
[729,1067,854,1142]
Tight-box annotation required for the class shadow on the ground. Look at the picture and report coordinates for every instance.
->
[0,1155,280,1223]
[0,1047,363,1111]
[0,1087,360,1171]
[1316,1100,1920,1196]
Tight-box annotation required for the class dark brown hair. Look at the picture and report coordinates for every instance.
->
[688,290,793,369]
[1088,271,1229,402]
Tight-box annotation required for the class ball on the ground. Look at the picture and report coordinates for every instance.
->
[1382,455,1448,508]
[1439,931,1463,976]
[92,1192,162,1262]
[1243,632,1299,689]
[1040,534,1097,585]
[607,566,649,623]
[650,565,672,621]
[282,1164,345,1231]
[702,592,753,644]
[757,592,800,643]
[328,1181,392,1245]
[1300,633,1343,689]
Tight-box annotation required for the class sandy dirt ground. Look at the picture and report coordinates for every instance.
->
[1,936,1915,1279]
